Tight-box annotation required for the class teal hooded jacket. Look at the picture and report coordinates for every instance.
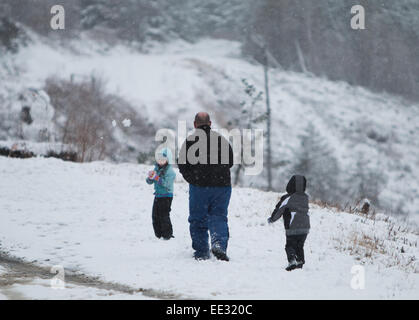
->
[146,148,176,198]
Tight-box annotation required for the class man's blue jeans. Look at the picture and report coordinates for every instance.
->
[188,185,232,257]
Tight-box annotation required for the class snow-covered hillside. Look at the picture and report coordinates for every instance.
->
[1,35,419,221]
[0,157,417,299]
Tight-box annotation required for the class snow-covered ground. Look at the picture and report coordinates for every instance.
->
[0,157,417,299]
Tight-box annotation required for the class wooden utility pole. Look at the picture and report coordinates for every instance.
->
[263,46,272,191]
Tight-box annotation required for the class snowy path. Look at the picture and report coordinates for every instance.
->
[0,252,162,300]
[0,157,417,299]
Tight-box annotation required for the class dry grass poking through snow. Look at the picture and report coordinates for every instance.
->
[347,233,387,258]
[329,210,418,273]
[310,199,418,273]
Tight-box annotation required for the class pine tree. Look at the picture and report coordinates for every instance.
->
[291,123,340,203]
[345,153,387,206]
[232,79,264,186]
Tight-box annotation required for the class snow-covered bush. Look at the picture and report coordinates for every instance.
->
[16,89,57,142]
[0,88,58,144]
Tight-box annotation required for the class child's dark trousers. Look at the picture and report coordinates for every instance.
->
[285,234,308,263]
[152,197,173,239]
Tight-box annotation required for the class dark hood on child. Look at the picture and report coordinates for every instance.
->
[286,175,307,194]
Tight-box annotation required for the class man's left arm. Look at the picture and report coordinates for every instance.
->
[177,140,193,183]
[228,141,234,168]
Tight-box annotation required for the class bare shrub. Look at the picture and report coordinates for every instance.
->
[45,75,154,162]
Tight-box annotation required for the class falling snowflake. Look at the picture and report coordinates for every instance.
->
[122,119,131,128]
[111,120,117,128]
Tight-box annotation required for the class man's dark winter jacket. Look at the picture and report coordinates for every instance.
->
[270,175,310,236]
[178,125,234,187]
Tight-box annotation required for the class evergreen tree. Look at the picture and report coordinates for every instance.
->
[346,153,387,206]
[232,79,264,186]
[291,123,340,203]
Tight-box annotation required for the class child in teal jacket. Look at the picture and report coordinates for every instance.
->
[146,148,176,239]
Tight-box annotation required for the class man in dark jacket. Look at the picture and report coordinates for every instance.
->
[268,175,310,271]
[178,112,234,261]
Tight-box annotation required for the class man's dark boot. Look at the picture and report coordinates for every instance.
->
[211,247,229,262]
[194,251,210,261]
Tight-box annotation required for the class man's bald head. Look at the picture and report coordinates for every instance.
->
[194,112,211,128]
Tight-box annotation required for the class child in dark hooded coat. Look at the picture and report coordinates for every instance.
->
[268,175,310,271]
